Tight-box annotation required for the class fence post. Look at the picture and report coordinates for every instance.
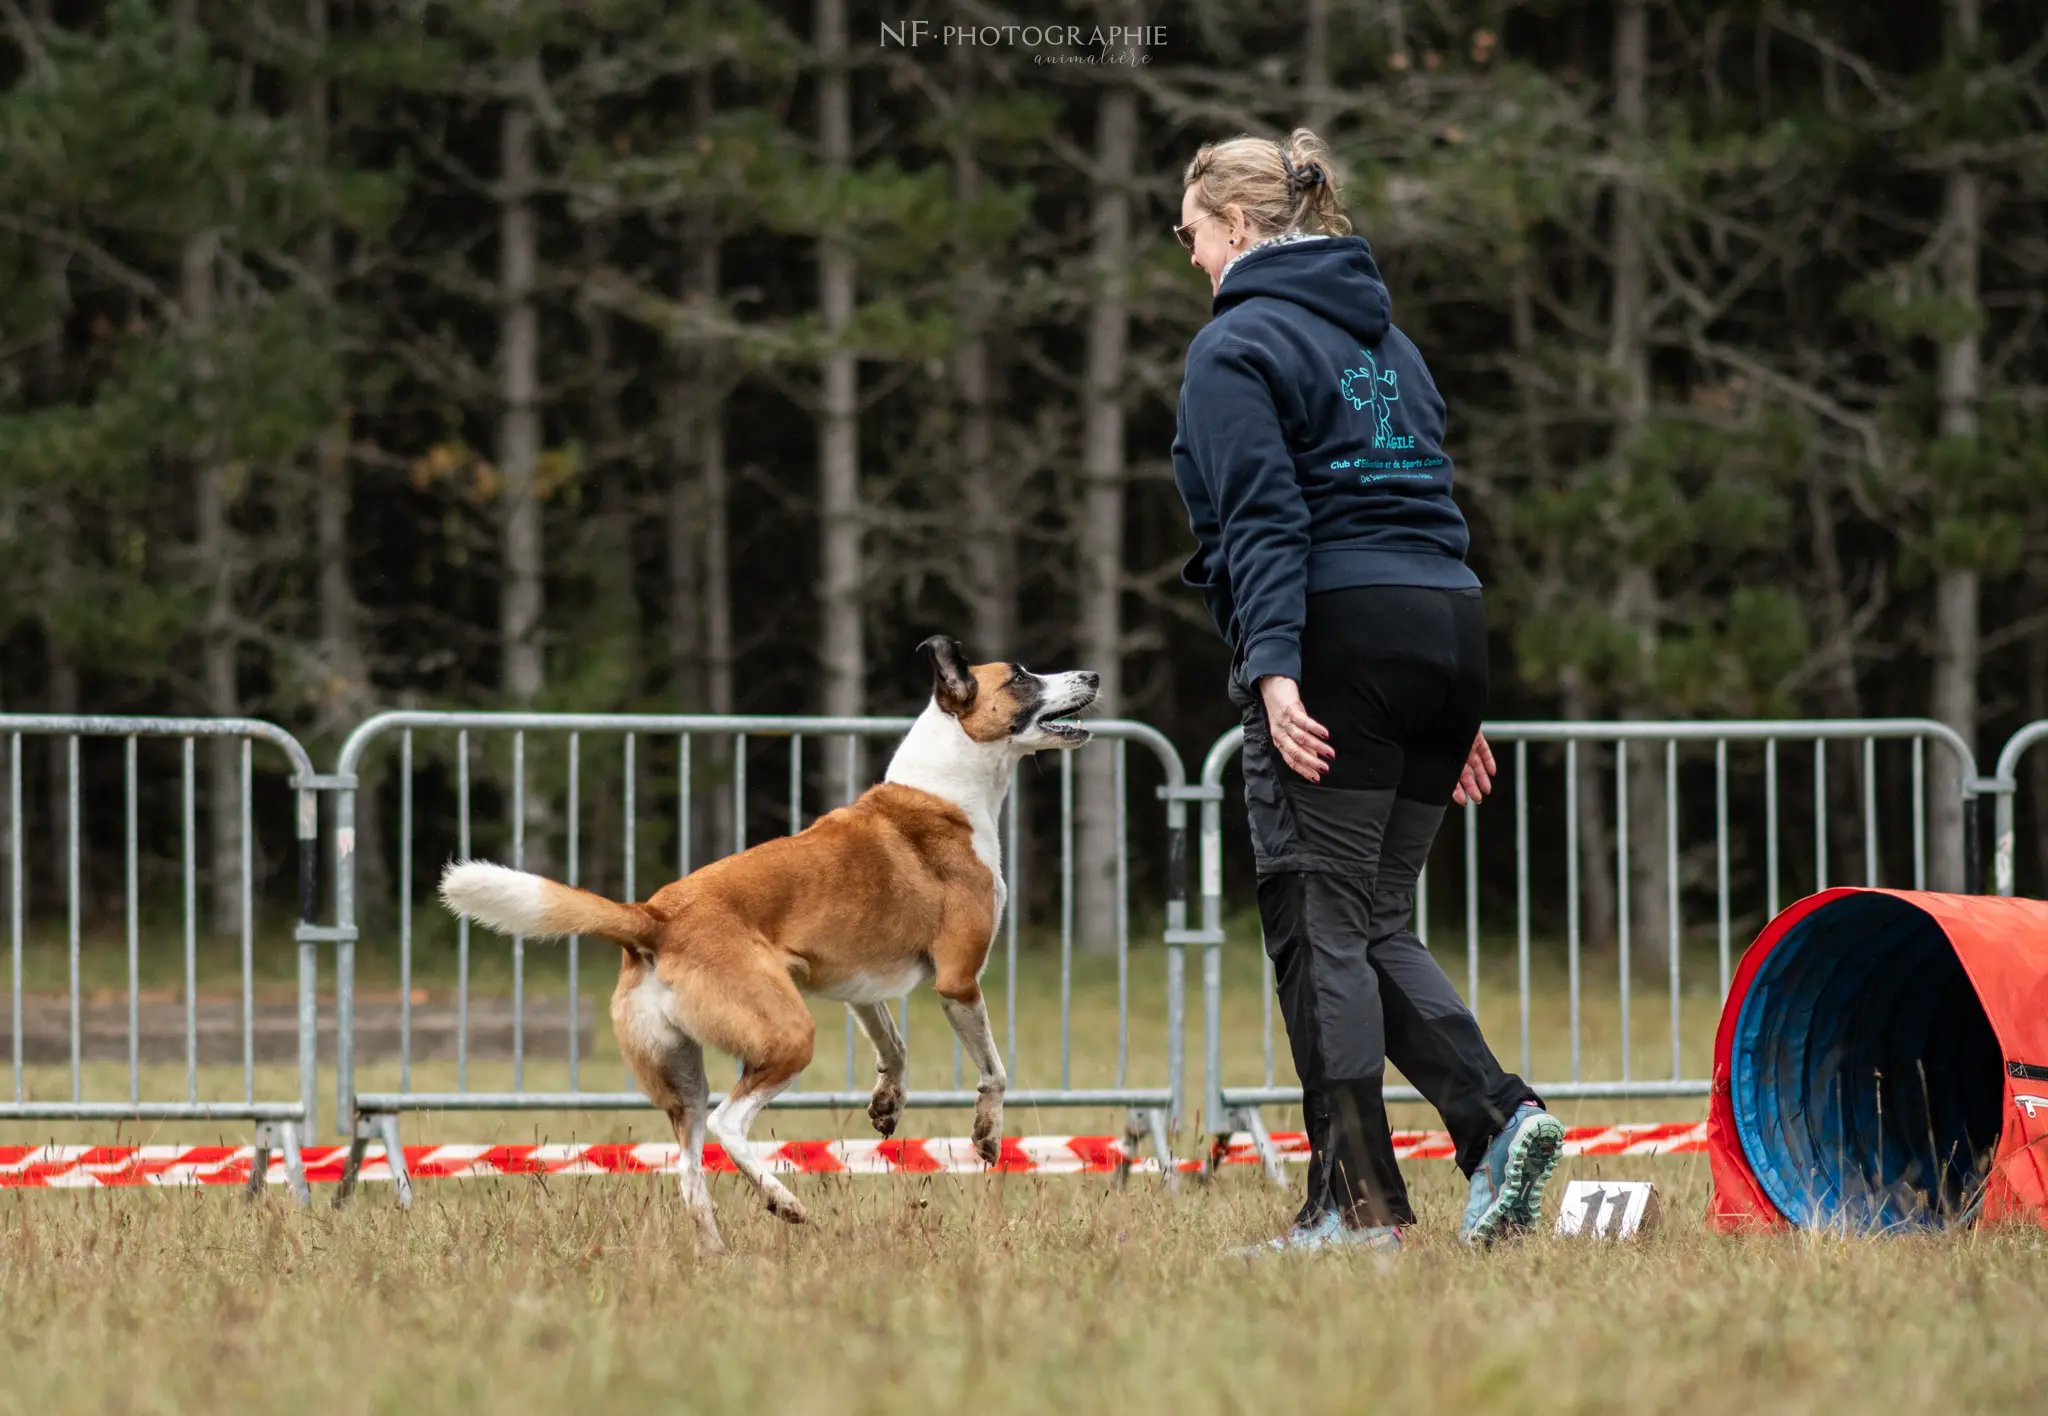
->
[1988,721,2048,898]
[295,781,320,1142]
[332,777,357,1139]
[289,760,361,1151]
[1162,729,1240,1158]
[1965,788,1983,895]
[1164,793,1186,1134]
[1995,783,2016,898]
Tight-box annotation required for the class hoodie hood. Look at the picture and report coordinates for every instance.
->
[1212,234,1392,346]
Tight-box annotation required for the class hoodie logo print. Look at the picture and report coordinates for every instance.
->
[1339,349,1407,448]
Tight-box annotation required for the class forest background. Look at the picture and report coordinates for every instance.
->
[3,0,2045,962]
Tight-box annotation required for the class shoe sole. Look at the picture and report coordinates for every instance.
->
[1465,1112,1566,1247]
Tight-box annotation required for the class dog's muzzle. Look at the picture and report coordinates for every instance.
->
[1037,681,1100,744]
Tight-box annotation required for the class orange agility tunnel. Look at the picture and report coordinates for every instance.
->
[1708,889,2048,1232]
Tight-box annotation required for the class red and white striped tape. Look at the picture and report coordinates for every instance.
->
[0,1123,1705,1189]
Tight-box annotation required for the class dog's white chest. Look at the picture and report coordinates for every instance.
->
[971,817,1007,934]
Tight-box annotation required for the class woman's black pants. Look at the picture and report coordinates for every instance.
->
[1228,585,1540,1229]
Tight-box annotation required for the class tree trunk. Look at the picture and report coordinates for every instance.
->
[307,0,386,920]
[170,6,241,937]
[951,43,1014,661]
[499,72,543,710]
[1928,0,1981,893]
[577,220,635,893]
[580,220,636,680]
[669,70,737,858]
[666,447,703,713]
[498,60,551,872]
[1303,0,1334,132]
[186,229,244,938]
[703,398,737,848]
[1075,37,1137,953]
[816,0,864,743]
[44,511,81,916]
[1806,472,1869,880]
[1517,258,1613,948]
[664,438,703,871]
[1610,0,1667,969]
[37,230,82,913]
[1560,670,1617,949]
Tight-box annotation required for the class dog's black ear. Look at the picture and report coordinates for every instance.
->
[918,635,977,714]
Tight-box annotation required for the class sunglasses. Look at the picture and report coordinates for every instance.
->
[1174,211,1218,252]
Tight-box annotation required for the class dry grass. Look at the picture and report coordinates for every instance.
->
[3,1157,2046,1416]
[5,944,2048,1414]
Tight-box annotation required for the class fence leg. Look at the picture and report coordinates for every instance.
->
[1117,1109,1144,1185]
[1240,1106,1290,1189]
[1965,791,1983,894]
[277,1122,310,1208]
[247,1122,309,1207]
[245,1137,273,1200]
[1145,1107,1178,1190]
[336,1127,370,1208]
[378,1114,414,1210]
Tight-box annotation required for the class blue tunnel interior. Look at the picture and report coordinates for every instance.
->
[1732,893,2006,1230]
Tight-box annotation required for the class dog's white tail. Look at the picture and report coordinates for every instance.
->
[438,860,663,949]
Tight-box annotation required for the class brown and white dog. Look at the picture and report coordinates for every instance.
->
[437,637,1098,1253]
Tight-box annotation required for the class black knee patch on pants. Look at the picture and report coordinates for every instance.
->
[1371,940,1541,1176]
[1326,1076,1416,1228]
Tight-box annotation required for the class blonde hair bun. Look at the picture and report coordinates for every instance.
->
[1181,127,1351,239]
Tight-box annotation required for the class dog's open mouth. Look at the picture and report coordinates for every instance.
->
[1037,688,1098,744]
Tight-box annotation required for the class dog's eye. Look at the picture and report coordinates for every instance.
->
[1009,665,1030,685]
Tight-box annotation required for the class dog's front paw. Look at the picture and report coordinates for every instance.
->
[868,1083,904,1138]
[766,1189,809,1226]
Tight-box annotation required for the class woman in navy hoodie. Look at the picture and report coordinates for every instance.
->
[1173,128,1564,1252]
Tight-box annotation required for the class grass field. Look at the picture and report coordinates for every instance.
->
[4,1158,2046,1414]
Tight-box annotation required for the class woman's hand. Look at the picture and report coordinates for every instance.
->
[1258,676,1335,783]
[1452,731,1496,806]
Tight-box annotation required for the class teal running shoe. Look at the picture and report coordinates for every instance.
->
[1459,1102,1565,1247]
[1228,1211,1403,1257]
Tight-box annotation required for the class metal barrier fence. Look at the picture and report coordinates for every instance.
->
[15,703,2042,1205]
[1190,719,1982,1181]
[0,715,323,1203]
[325,712,1197,1205]
[1992,720,2048,898]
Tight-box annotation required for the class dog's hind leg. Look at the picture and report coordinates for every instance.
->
[849,1001,907,1138]
[613,955,725,1254]
[661,1037,723,1256]
[698,964,816,1225]
[707,1062,809,1224]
